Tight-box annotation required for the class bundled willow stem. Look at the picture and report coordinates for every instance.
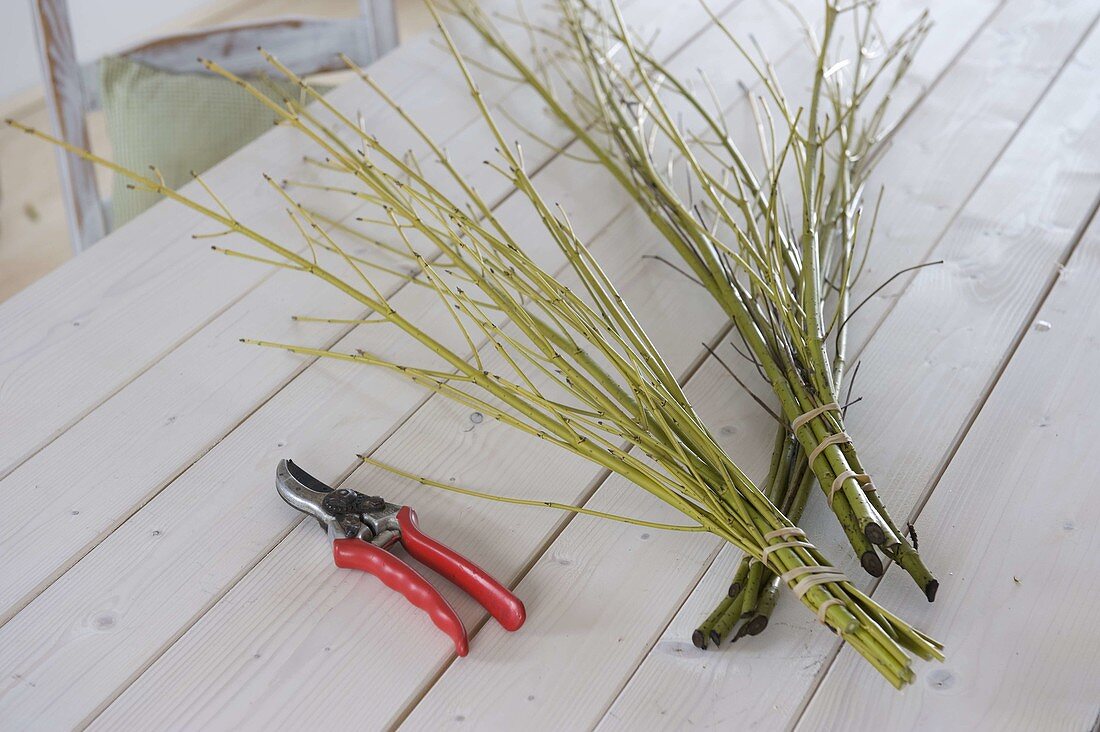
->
[692,420,812,647]
[439,0,939,622]
[4,3,943,686]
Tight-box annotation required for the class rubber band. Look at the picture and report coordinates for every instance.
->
[791,401,841,432]
[760,540,814,564]
[829,470,879,503]
[779,565,848,598]
[816,598,845,624]
[763,527,806,542]
[779,565,833,584]
[829,469,858,502]
[807,431,851,466]
[792,571,848,598]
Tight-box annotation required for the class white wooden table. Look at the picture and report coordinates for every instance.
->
[3,0,1099,729]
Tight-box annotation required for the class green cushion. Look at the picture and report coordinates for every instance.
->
[99,55,319,228]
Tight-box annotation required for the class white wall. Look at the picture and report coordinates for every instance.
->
[0,0,217,100]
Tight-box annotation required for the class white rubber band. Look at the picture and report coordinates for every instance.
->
[830,470,878,503]
[779,566,848,598]
[816,598,845,624]
[829,469,858,502]
[763,527,806,542]
[760,540,815,564]
[791,572,847,598]
[807,431,851,467]
[778,563,822,581]
[791,402,841,432]
[779,565,833,584]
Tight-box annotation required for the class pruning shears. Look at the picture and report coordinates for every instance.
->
[275,459,526,655]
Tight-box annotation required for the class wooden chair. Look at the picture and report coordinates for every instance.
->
[31,0,399,252]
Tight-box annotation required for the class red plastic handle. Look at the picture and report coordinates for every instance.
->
[397,506,526,632]
[332,538,469,656]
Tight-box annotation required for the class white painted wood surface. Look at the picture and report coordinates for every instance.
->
[2,0,1099,730]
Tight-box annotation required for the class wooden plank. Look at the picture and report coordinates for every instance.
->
[797,156,1100,732]
[0,0,596,480]
[0,0,713,623]
[83,1,996,729]
[596,3,1100,729]
[0,1,762,727]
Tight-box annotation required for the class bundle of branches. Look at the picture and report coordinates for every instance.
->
[7,7,942,686]
[440,0,939,642]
